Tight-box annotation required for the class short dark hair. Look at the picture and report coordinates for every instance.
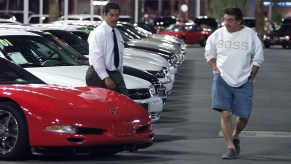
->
[224,7,243,21]
[104,2,120,14]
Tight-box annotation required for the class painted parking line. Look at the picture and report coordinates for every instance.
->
[219,131,291,137]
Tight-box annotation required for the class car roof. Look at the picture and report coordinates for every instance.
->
[0,28,39,36]
[60,14,103,21]
[0,19,22,25]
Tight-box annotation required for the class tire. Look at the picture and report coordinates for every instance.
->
[200,37,207,47]
[0,102,30,161]
[264,44,270,48]
[89,150,121,157]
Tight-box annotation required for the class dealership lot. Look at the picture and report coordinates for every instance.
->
[2,45,290,163]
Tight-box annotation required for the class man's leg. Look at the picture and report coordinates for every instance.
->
[221,110,238,159]
[233,117,248,139]
[232,117,248,156]
[221,110,234,148]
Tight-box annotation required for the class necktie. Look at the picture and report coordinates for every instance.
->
[112,29,119,68]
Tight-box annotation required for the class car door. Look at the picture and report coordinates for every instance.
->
[184,25,204,44]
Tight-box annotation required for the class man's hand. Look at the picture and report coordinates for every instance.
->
[104,77,116,90]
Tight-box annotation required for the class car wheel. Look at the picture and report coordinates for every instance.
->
[264,44,270,48]
[282,45,287,48]
[200,37,207,47]
[89,150,121,157]
[0,102,30,160]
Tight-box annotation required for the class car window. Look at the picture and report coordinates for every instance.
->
[82,17,102,21]
[243,19,256,29]
[165,25,184,32]
[194,17,218,31]
[0,58,44,84]
[276,25,291,33]
[186,25,202,32]
[44,30,89,56]
[154,17,176,27]
[29,17,49,24]
[0,36,80,67]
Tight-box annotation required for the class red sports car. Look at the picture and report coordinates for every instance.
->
[157,24,211,46]
[0,58,153,160]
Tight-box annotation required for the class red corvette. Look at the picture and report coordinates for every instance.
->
[157,24,211,47]
[0,58,153,160]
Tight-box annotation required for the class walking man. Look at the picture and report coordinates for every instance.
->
[86,2,127,95]
[204,7,264,159]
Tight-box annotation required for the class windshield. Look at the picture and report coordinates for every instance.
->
[274,25,291,33]
[0,35,80,68]
[165,25,185,32]
[44,30,89,56]
[0,58,44,84]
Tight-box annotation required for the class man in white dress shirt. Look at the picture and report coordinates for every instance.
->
[204,7,264,159]
[86,2,127,95]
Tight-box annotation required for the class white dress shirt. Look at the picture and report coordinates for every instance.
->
[87,21,124,80]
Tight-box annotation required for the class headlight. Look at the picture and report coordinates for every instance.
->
[263,35,270,40]
[149,85,157,96]
[45,125,76,134]
[279,36,289,40]
[170,55,178,65]
[159,76,172,84]
[147,70,165,78]
[162,67,170,77]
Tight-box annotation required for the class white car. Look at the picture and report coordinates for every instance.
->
[124,47,178,75]
[123,56,174,94]
[0,29,163,122]
[25,24,175,93]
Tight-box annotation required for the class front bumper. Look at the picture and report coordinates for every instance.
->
[134,95,163,122]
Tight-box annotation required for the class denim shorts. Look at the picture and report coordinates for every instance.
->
[212,73,254,118]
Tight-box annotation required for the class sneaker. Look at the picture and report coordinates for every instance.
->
[233,138,240,156]
[222,148,237,159]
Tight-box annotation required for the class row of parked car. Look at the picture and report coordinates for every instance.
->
[0,17,186,160]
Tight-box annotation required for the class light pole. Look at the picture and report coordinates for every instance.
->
[135,0,138,23]
[196,0,200,17]
[24,0,29,24]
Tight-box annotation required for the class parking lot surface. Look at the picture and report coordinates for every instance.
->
[3,45,291,164]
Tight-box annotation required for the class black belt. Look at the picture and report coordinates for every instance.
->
[106,69,119,73]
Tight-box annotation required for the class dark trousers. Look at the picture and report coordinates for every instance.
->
[85,66,128,95]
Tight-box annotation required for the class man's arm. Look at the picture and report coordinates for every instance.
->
[248,65,259,82]
[207,58,219,72]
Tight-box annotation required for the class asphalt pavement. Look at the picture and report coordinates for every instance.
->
[3,45,291,164]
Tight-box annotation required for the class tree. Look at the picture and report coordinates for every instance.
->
[209,0,247,20]
[48,0,59,23]
[255,0,265,40]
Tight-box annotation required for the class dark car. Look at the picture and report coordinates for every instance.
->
[193,16,218,32]
[153,16,176,32]
[263,24,291,48]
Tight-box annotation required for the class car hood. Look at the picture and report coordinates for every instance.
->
[124,56,163,71]
[25,66,150,89]
[0,84,149,121]
[267,32,291,37]
[127,39,177,54]
[124,48,170,67]
[142,37,182,50]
